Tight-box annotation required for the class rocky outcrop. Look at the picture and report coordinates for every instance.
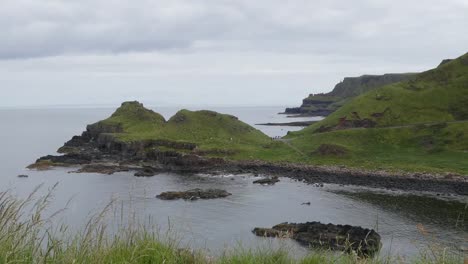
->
[283,73,416,117]
[134,167,158,177]
[72,164,131,175]
[253,176,280,185]
[256,121,317,127]
[253,222,381,256]
[156,189,232,201]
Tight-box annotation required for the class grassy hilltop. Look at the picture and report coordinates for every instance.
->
[91,101,300,162]
[286,52,468,174]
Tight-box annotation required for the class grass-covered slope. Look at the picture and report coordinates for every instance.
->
[91,101,299,161]
[289,122,468,174]
[284,52,468,174]
[306,53,468,131]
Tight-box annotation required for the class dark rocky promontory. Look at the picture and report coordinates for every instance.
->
[283,73,416,117]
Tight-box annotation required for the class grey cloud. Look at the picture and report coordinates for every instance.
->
[0,0,467,108]
[1,0,467,59]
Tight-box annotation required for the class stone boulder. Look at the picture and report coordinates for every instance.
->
[156,189,231,201]
[253,222,381,256]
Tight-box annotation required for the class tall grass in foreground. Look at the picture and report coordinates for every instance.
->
[0,186,464,264]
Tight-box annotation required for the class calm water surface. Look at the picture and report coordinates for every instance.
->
[0,106,466,259]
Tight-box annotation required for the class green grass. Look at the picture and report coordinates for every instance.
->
[306,53,468,131]
[287,122,468,174]
[0,188,463,264]
[276,52,468,175]
[92,101,299,160]
[78,53,468,176]
[82,99,468,175]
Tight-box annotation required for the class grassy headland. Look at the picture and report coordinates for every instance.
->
[284,73,416,116]
[305,53,468,131]
[89,101,300,162]
[283,52,468,175]
[31,52,468,178]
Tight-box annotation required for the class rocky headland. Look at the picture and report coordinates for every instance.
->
[27,101,467,195]
[283,73,416,117]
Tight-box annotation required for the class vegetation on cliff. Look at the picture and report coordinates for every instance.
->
[86,101,299,161]
[31,53,468,177]
[306,53,468,131]
[284,73,415,116]
[285,53,468,174]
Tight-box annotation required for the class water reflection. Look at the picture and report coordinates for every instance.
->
[332,189,468,252]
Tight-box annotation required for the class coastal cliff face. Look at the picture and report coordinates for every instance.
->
[284,73,416,116]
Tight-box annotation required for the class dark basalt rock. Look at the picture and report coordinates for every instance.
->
[134,167,157,177]
[72,164,130,175]
[253,222,381,256]
[253,176,280,185]
[156,188,232,201]
[38,153,94,164]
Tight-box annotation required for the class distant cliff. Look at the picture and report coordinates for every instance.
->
[284,73,416,116]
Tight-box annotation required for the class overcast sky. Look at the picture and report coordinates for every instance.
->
[0,0,467,108]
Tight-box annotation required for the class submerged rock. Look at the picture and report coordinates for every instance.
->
[253,176,280,185]
[156,188,231,201]
[253,222,381,256]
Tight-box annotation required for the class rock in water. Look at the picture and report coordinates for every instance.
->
[253,176,280,185]
[156,189,232,201]
[134,167,157,177]
[253,222,381,256]
[72,164,130,175]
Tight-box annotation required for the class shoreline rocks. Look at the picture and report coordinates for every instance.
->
[253,176,280,185]
[27,116,468,195]
[253,222,381,256]
[71,164,130,175]
[28,151,468,195]
[156,189,232,201]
